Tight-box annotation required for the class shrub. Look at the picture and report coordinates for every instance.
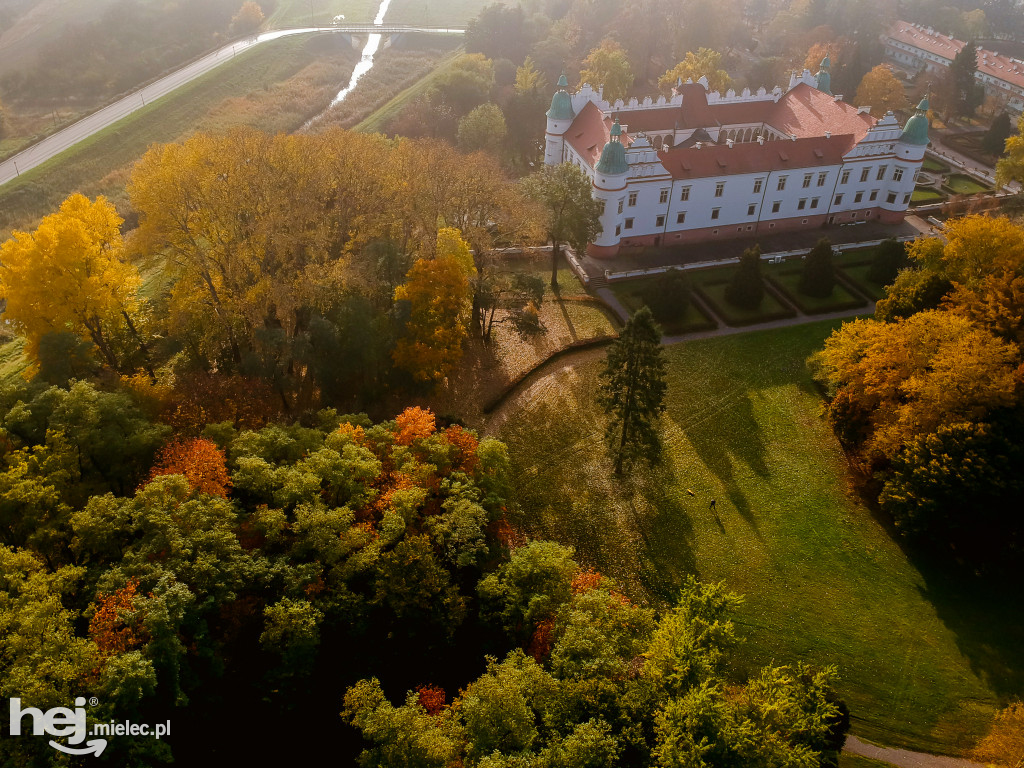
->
[640,268,691,321]
[799,238,835,298]
[724,245,764,309]
[867,239,908,285]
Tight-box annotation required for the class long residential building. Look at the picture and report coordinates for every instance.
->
[544,62,930,258]
[883,20,1024,114]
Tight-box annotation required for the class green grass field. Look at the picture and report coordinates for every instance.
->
[0,337,30,386]
[911,187,946,204]
[840,755,895,768]
[921,157,950,174]
[0,34,356,238]
[491,319,1019,755]
[269,0,379,26]
[353,47,464,133]
[842,263,889,301]
[610,280,718,335]
[696,280,796,325]
[386,0,492,24]
[944,173,990,195]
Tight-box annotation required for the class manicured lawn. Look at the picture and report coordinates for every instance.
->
[842,263,889,301]
[911,187,946,204]
[921,157,950,173]
[491,319,1017,756]
[611,279,719,334]
[697,280,796,325]
[770,270,868,313]
[944,174,990,195]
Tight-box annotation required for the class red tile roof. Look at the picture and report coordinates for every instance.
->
[564,100,632,166]
[886,20,1024,90]
[768,82,874,141]
[658,134,857,180]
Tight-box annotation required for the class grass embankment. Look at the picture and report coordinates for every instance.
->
[353,46,464,133]
[0,337,30,386]
[268,0,377,26]
[0,34,357,239]
[308,43,461,132]
[386,0,492,24]
[491,319,1018,755]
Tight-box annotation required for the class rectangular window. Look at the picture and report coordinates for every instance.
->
[778,176,787,191]
[615,224,621,235]
[711,208,720,220]
[893,167,904,182]
[903,192,911,204]
[887,191,897,203]
[656,214,666,227]
[840,169,850,184]
[597,200,606,215]
[854,191,863,203]
[747,204,756,216]
[802,173,812,188]
[877,165,888,180]
[715,182,725,197]
[834,194,843,205]
[798,198,807,210]
[680,186,691,201]
[659,188,669,204]
[860,167,870,182]
[753,178,764,193]
[870,190,878,201]
[624,218,634,229]
[617,199,624,214]
[811,197,819,209]
[817,172,827,186]
[676,211,686,224]
[628,192,637,207]
[772,201,781,213]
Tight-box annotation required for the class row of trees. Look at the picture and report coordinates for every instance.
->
[811,215,1024,563]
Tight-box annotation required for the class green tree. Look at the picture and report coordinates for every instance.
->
[724,245,765,309]
[514,56,547,95]
[579,39,634,102]
[983,112,1013,156]
[874,268,952,322]
[522,163,602,290]
[478,540,578,640]
[598,306,668,474]
[799,238,836,298]
[457,103,507,153]
[641,268,691,322]
[950,40,984,116]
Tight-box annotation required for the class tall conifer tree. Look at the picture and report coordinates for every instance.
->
[598,306,668,474]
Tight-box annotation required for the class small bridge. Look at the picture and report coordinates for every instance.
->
[290,23,466,34]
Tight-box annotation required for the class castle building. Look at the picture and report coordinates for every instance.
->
[544,63,930,258]
[883,20,1024,114]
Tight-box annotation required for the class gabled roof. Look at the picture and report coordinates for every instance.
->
[659,134,856,181]
[886,20,1024,90]
[564,101,632,167]
[768,83,874,141]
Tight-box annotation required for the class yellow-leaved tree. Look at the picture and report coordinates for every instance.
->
[0,193,150,376]
[392,228,476,383]
[854,65,909,118]
[658,48,732,94]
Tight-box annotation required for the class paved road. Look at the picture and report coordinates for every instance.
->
[845,736,985,768]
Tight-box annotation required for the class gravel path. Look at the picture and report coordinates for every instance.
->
[844,736,986,768]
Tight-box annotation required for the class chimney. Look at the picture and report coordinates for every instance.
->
[825,131,831,138]
[726,139,734,148]
[757,135,765,145]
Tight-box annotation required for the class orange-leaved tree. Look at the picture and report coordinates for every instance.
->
[149,438,232,498]
[89,579,147,660]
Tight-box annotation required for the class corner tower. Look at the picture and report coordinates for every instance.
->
[588,119,630,258]
[815,55,832,95]
[897,95,930,162]
[544,74,575,166]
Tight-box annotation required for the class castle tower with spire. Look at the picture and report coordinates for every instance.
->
[544,74,575,166]
[815,55,832,95]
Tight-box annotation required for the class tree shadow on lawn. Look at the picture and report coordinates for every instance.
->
[665,386,770,538]
[911,549,1024,702]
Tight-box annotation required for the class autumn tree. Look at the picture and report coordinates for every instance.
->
[522,163,602,289]
[659,48,732,94]
[973,701,1024,767]
[514,56,547,95]
[0,193,152,377]
[231,1,265,35]
[392,228,475,383]
[579,39,634,102]
[149,438,232,498]
[598,306,668,474]
[854,65,908,117]
[995,113,1024,186]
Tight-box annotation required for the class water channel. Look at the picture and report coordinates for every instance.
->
[332,0,393,105]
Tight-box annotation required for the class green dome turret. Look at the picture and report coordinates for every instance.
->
[900,96,931,146]
[815,54,832,95]
[547,73,575,120]
[596,118,628,175]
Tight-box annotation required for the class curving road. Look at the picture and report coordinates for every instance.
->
[0,24,464,188]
